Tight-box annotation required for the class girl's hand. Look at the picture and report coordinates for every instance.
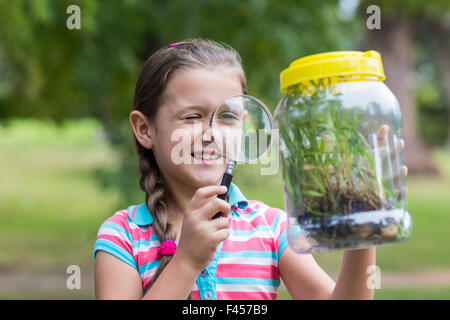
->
[174,185,231,273]
[376,124,408,194]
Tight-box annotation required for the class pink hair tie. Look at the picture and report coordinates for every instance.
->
[169,41,189,47]
[158,240,177,258]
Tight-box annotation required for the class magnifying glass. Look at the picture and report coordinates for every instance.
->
[210,94,273,219]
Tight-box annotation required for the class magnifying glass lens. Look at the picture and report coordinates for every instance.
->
[211,95,272,163]
[212,99,246,162]
[210,94,273,219]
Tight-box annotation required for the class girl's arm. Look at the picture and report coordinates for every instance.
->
[95,250,200,300]
[279,246,376,300]
[331,248,376,299]
[95,185,231,299]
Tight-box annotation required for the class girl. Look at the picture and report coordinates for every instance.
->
[94,39,379,300]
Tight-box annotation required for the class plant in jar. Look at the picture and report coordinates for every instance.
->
[276,78,409,249]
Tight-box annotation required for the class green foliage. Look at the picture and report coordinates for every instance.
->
[0,0,363,203]
[0,0,448,203]
[0,0,360,119]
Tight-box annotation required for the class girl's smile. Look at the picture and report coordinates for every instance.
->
[191,149,222,163]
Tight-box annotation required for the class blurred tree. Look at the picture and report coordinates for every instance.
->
[425,15,450,149]
[0,0,363,205]
[360,0,450,174]
[415,15,450,147]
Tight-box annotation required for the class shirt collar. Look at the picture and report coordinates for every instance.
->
[127,203,153,226]
[227,182,249,210]
[128,182,249,226]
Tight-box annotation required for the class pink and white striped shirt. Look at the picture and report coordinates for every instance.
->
[94,182,288,299]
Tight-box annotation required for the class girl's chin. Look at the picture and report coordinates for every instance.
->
[188,169,224,187]
[192,174,222,187]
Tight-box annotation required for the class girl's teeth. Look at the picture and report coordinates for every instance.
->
[192,153,220,160]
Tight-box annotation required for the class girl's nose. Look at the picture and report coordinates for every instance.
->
[202,125,215,142]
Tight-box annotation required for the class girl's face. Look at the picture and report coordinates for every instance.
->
[150,66,244,190]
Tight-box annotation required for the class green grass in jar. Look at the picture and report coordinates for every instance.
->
[278,78,397,217]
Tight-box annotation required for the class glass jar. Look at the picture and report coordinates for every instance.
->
[274,51,412,254]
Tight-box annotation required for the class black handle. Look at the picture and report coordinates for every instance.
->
[212,161,235,219]
[212,171,233,219]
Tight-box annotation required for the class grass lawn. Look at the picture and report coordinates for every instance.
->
[0,119,122,273]
[277,286,450,300]
[1,118,449,299]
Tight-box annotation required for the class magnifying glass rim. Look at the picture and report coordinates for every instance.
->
[210,94,274,163]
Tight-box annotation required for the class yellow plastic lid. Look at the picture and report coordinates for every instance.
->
[280,50,386,94]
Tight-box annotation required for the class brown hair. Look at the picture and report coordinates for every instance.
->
[132,38,247,298]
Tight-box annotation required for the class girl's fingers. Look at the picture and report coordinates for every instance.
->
[376,132,405,162]
[391,164,408,183]
[401,165,408,177]
[190,185,228,209]
[211,216,229,231]
[212,228,230,243]
[200,197,230,220]
[377,124,389,143]
[385,136,403,159]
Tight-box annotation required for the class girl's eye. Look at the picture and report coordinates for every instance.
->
[185,114,202,120]
[218,112,239,120]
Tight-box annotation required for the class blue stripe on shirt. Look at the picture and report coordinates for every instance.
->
[94,238,138,271]
[216,277,280,287]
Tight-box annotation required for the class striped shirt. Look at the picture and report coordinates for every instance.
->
[93,182,288,300]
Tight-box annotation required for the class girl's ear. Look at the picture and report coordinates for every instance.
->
[129,110,154,149]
